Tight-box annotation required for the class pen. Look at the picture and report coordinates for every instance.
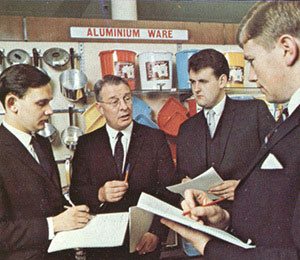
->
[63,192,76,207]
[182,197,226,216]
[124,163,130,183]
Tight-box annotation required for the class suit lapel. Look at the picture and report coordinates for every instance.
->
[0,125,60,189]
[125,122,145,172]
[242,105,300,181]
[194,111,208,166]
[217,97,235,164]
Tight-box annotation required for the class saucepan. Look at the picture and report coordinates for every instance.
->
[59,48,88,102]
[61,105,84,150]
[37,116,59,144]
[32,48,48,75]
[43,47,70,69]
[7,49,31,65]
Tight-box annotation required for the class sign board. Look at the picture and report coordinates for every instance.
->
[70,27,188,41]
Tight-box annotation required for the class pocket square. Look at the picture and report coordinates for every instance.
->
[261,153,283,170]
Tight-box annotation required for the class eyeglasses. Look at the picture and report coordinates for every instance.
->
[99,95,132,108]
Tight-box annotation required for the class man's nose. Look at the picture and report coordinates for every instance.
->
[248,66,258,82]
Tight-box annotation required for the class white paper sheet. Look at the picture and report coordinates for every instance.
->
[137,193,255,250]
[129,206,154,253]
[48,212,129,253]
[167,167,224,199]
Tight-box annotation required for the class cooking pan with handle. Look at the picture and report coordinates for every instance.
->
[59,48,88,102]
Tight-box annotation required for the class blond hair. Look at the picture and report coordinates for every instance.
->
[237,2,300,49]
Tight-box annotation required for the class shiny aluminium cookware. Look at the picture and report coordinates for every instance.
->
[59,48,88,102]
[37,116,59,144]
[7,49,31,65]
[61,105,83,150]
[43,47,70,69]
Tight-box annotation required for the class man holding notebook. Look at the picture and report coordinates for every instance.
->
[162,2,300,259]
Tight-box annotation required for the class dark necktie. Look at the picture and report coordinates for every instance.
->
[114,132,124,176]
[31,136,52,177]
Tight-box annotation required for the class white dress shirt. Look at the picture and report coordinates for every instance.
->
[204,95,226,129]
[106,122,133,173]
[288,87,300,116]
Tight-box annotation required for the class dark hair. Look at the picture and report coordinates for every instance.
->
[0,64,51,108]
[94,75,130,102]
[188,49,229,79]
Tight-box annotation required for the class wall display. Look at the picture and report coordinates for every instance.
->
[43,47,70,68]
[224,51,245,88]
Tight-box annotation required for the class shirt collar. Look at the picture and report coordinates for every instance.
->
[204,95,226,118]
[106,122,133,140]
[288,87,300,116]
[2,120,32,148]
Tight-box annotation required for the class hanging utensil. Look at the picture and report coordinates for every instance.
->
[32,48,48,75]
[43,47,70,69]
[59,48,88,102]
[0,50,5,74]
[37,116,59,144]
[61,105,84,150]
[7,49,31,65]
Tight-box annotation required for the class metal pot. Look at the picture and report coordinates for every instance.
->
[37,116,59,143]
[7,49,31,65]
[43,47,70,68]
[32,48,48,75]
[0,50,5,74]
[59,48,87,102]
[61,105,83,150]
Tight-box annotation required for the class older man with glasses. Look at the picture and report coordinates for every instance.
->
[70,75,178,259]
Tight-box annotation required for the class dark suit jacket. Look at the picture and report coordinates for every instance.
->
[176,97,275,181]
[70,122,177,240]
[204,105,300,259]
[0,125,69,260]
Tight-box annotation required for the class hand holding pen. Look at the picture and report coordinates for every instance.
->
[181,189,230,229]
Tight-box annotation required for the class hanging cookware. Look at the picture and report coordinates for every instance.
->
[59,48,88,102]
[37,116,59,144]
[82,102,106,133]
[0,50,5,74]
[7,49,31,65]
[43,47,70,68]
[61,105,84,150]
[32,48,48,75]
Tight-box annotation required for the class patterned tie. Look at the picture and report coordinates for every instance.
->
[114,132,124,176]
[264,108,289,144]
[207,109,216,138]
[30,136,52,178]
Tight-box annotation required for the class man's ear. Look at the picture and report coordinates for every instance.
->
[5,94,18,113]
[95,102,104,116]
[218,74,227,89]
[278,34,299,66]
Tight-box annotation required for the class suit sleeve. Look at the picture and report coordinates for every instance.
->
[0,176,49,252]
[204,191,300,260]
[256,100,276,143]
[69,137,101,212]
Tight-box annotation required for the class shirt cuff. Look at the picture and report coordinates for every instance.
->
[47,217,55,240]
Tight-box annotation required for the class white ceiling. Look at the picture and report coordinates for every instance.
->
[0,0,257,23]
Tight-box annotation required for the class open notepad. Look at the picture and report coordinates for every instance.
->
[48,212,129,253]
[137,193,255,250]
[167,167,224,199]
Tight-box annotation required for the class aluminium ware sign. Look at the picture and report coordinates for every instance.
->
[70,27,188,41]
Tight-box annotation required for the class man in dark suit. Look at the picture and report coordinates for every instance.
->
[177,49,275,200]
[161,2,300,259]
[0,64,91,260]
[70,75,177,259]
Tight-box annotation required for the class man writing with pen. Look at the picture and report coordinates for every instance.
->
[70,75,178,259]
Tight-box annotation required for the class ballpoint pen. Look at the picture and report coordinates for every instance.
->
[182,197,226,216]
[124,163,130,183]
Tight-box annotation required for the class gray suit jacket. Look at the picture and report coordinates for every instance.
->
[176,97,275,181]
[205,105,300,259]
